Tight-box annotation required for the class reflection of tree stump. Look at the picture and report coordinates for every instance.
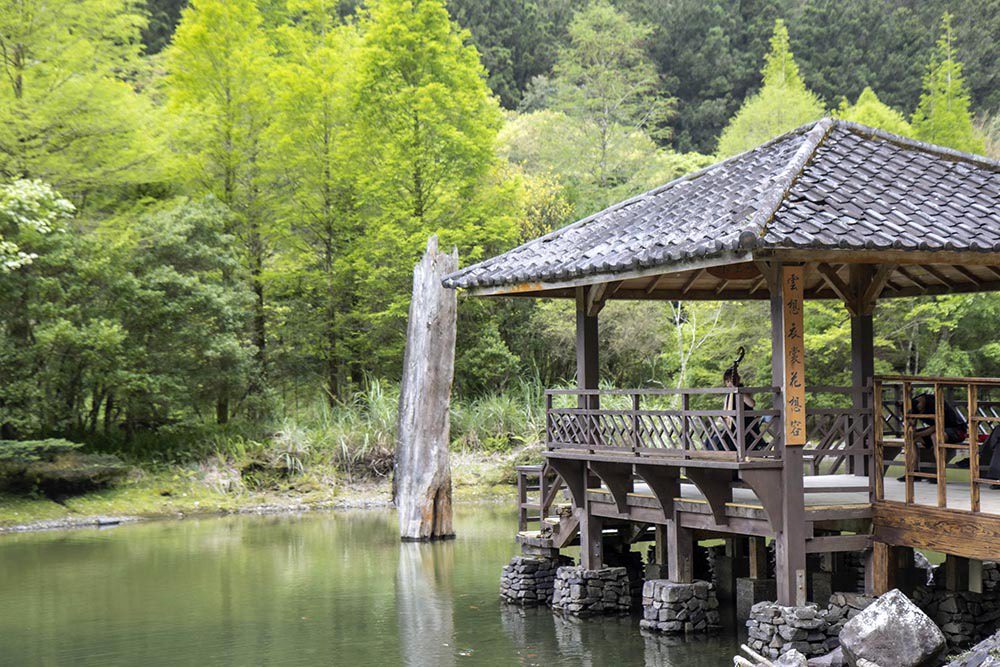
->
[394,236,457,541]
[396,542,455,667]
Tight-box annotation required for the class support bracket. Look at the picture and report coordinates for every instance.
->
[588,461,634,516]
[546,457,587,510]
[634,463,680,517]
[684,467,733,527]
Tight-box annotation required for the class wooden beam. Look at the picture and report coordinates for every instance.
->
[586,282,610,316]
[923,264,956,288]
[714,278,730,295]
[860,264,894,313]
[816,263,855,314]
[895,265,929,292]
[954,265,983,286]
[873,501,1000,561]
[680,268,706,295]
[644,274,665,295]
[986,266,1000,281]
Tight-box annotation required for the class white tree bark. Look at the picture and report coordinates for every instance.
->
[394,235,457,541]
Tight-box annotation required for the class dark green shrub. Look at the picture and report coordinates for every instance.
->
[0,439,129,498]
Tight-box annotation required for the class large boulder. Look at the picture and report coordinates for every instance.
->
[839,589,946,667]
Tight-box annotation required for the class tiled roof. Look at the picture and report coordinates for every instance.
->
[443,119,1000,290]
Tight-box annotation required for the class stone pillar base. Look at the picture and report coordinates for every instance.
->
[639,580,721,634]
[746,602,831,659]
[551,565,631,617]
[737,577,777,621]
[500,555,569,607]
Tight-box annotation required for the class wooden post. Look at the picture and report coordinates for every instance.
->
[580,508,604,570]
[849,265,876,477]
[749,537,769,580]
[667,516,694,583]
[776,264,808,606]
[394,236,458,541]
[868,542,894,595]
[576,287,599,449]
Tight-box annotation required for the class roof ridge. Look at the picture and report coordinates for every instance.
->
[743,118,835,247]
[834,120,1000,170]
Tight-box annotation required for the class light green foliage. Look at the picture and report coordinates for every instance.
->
[265,12,361,402]
[911,13,985,154]
[350,0,517,374]
[835,87,914,137]
[554,2,672,182]
[500,107,712,216]
[717,19,826,156]
[0,179,74,271]
[0,0,157,197]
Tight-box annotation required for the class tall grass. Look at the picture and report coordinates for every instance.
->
[90,379,549,491]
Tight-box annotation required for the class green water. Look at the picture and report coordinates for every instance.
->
[0,506,741,666]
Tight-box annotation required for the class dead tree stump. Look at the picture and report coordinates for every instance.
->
[394,235,458,541]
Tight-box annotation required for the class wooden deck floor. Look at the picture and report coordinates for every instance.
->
[631,474,1000,514]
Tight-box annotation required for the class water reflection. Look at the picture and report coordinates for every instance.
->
[0,507,741,666]
[397,541,456,666]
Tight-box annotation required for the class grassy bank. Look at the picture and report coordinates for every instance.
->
[0,382,544,531]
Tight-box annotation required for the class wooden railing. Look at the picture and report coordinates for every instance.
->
[546,387,782,461]
[873,375,1000,513]
[515,464,564,532]
[544,386,871,472]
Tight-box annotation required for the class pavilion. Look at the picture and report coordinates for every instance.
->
[444,118,1000,608]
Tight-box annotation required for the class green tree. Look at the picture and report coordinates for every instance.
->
[553,1,671,188]
[717,19,825,156]
[265,6,361,403]
[911,13,985,154]
[351,0,515,376]
[0,0,156,199]
[165,0,277,411]
[835,87,913,137]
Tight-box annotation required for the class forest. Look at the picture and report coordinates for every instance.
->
[1,0,998,501]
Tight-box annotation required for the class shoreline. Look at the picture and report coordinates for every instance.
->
[0,480,515,536]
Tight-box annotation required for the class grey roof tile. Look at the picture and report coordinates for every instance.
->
[443,119,1000,290]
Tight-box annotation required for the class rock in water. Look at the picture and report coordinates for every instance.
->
[839,589,946,667]
[808,647,846,667]
[774,649,809,666]
[394,236,458,541]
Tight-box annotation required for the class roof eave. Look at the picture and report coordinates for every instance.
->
[458,249,756,297]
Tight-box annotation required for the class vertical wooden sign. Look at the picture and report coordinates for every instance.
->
[782,265,806,446]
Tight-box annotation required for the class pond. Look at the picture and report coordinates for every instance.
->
[0,506,742,666]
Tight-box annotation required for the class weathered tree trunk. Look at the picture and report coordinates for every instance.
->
[394,235,457,541]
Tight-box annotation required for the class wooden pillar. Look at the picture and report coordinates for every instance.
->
[667,517,694,583]
[749,537,769,580]
[575,286,599,410]
[580,508,604,570]
[945,555,970,592]
[774,264,808,606]
[867,542,893,595]
[849,265,876,476]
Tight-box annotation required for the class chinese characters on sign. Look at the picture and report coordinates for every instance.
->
[783,265,806,446]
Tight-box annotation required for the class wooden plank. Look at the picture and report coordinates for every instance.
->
[873,502,1000,561]
[806,534,873,553]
